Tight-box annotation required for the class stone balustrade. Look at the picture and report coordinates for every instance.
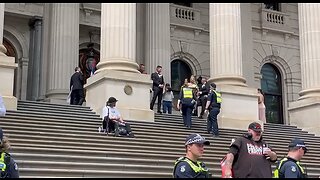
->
[170,4,201,29]
[260,8,291,33]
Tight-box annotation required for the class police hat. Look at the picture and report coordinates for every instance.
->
[185,134,210,146]
[107,97,118,104]
[289,138,308,152]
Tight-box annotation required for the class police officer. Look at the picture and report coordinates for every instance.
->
[173,134,211,178]
[0,128,19,178]
[274,138,308,178]
[204,83,221,137]
[177,83,197,129]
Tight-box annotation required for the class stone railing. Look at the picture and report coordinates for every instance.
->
[260,8,291,33]
[170,4,202,29]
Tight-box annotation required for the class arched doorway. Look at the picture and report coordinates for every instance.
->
[79,43,100,84]
[171,59,192,96]
[3,38,18,98]
[260,63,283,124]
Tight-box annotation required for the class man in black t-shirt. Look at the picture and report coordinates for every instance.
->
[222,122,277,178]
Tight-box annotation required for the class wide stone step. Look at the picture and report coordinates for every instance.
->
[17,106,96,115]
[0,117,315,141]
[19,168,172,178]
[2,123,320,148]
[18,100,91,110]
[6,110,101,119]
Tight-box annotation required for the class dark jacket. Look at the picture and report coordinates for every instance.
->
[151,72,164,90]
[70,72,84,91]
[199,82,210,97]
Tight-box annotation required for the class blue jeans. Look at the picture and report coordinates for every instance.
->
[207,107,220,135]
[182,102,194,128]
[162,101,172,114]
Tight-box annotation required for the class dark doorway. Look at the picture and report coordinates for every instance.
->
[171,59,192,96]
[260,63,283,124]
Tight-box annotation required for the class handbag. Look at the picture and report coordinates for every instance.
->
[117,124,128,136]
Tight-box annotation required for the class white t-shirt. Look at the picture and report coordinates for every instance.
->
[102,106,121,120]
[0,95,6,116]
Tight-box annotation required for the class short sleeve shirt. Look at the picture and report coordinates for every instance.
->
[228,136,273,178]
[102,106,121,120]
[280,160,302,178]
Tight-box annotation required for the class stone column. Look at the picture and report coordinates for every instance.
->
[208,3,260,130]
[210,3,246,86]
[289,3,320,135]
[95,3,139,74]
[27,17,42,101]
[145,3,171,84]
[45,3,79,103]
[85,3,153,122]
[0,3,18,110]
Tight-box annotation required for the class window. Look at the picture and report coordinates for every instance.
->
[261,63,283,124]
[174,3,192,7]
[264,3,280,11]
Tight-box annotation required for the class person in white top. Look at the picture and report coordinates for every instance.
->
[100,97,134,137]
[0,94,6,116]
[162,83,174,114]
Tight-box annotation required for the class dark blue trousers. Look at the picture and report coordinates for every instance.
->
[181,102,194,128]
[207,107,220,135]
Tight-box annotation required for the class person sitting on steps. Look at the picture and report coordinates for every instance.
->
[100,97,134,138]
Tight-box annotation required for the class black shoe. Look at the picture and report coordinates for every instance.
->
[157,111,162,114]
[199,116,203,119]
[128,133,135,138]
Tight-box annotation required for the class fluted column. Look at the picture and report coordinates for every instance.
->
[298,3,320,99]
[209,3,246,86]
[46,3,79,101]
[96,3,139,74]
[145,3,171,83]
[0,3,6,56]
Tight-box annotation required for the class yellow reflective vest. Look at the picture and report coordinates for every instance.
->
[173,156,209,178]
[274,157,306,178]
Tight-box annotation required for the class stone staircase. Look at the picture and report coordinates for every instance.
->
[0,100,319,178]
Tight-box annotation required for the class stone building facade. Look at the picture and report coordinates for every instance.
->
[0,3,319,134]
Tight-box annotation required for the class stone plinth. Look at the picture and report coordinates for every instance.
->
[85,70,154,122]
[216,84,263,131]
[289,98,320,136]
[0,56,18,110]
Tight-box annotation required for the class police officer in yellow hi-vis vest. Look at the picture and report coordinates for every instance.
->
[274,138,308,178]
[0,128,19,178]
[204,83,222,137]
[177,83,197,129]
[173,134,211,178]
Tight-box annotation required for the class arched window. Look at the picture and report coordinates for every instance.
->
[171,59,192,96]
[261,63,283,124]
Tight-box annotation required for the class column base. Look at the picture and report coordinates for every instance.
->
[288,97,320,136]
[85,70,154,122]
[216,85,262,131]
[0,55,18,111]
[209,75,247,87]
[95,59,140,74]
[46,89,70,105]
